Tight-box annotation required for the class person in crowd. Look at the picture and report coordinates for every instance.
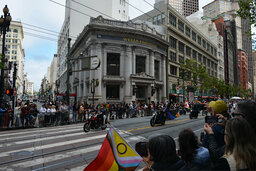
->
[78,102,84,122]
[44,104,51,126]
[50,105,56,125]
[6,104,13,128]
[212,117,256,170]
[202,100,228,148]
[234,100,256,134]
[144,134,186,171]
[55,104,60,126]
[0,104,7,128]
[28,103,37,126]
[14,102,22,127]
[39,104,46,127]
[72,102,77,123]
[178,129,211,170]
[20,104,28,127]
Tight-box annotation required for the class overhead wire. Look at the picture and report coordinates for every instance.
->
[22,22,77,39]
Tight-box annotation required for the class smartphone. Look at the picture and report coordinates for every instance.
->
[205,115,218,124]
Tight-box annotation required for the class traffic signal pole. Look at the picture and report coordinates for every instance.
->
[66,38,71,106]
[12,63,17,110]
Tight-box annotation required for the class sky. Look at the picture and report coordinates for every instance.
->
[0,0,213,91]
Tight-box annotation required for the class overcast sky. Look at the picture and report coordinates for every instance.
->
[0,0,213,91]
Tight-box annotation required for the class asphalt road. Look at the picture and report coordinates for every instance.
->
[0,113,205,171]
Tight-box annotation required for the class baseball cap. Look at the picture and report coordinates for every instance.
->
[209,100,228,114]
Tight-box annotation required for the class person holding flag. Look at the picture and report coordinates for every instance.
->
[84,125,143,171]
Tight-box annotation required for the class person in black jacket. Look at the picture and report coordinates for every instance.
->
[144,134,186,171]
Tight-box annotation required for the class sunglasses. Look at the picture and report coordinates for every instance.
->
[231,112,245,118]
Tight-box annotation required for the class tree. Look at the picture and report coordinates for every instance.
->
[237,0,256,36]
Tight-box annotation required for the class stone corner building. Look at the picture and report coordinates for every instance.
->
[69,16,169,105]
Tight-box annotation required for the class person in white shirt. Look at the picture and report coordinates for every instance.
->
[50,105,56,125]
[39,104,46,127]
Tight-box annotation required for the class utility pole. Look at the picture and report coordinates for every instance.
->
[0,5,12,104]
[12,63,17,110]
[66,38,71,106]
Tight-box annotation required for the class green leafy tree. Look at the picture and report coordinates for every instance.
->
[237,0,256,36]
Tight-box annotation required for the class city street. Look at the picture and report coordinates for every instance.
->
[0,114,204,170]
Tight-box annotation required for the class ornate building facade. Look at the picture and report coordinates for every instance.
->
[68,16,169,104]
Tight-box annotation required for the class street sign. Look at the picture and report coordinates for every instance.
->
[91,57,100,69]
[81,56,100,70]
[13,87,17,96]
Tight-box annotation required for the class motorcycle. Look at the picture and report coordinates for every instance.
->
[179,106,186,115]
[150,110,166,127]
[84,113,107,132]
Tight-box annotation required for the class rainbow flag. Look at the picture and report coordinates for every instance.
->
[185,100,190,109]
[165,109,176,120]
[84,127,142,171]
[197,100,203,105]
[175,112,180,118]
[213,86,218,92]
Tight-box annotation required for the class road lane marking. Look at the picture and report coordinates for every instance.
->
[126,118,189,132]
[126,116,204,132]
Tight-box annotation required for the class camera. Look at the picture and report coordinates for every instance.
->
[135,142,148,157]
[205,115,218,124]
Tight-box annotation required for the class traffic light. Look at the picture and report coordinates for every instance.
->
[6,88,13,96]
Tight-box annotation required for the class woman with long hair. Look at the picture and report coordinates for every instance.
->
[213,117,256,170]
[178,129,211,170]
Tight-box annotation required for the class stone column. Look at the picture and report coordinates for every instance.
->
[132,47,136,74]
[124,46,133,103]
[149,51,154,77]
[94,43,103,101]
[162,54,167,102]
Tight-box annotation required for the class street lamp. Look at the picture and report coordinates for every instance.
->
[0,5,12,104]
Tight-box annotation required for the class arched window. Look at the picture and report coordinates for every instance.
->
[13,29,18,33]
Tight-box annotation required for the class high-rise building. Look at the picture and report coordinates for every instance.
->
[186,12,225,81]
[49,54,58,101]
[160,0,199,17]
[0,21,25,98]
[203,0,254,93]
[238,49,248,89]
[134,0,218,102]
[57,0,129,93]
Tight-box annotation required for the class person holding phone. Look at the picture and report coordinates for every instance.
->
[201,100,228,149]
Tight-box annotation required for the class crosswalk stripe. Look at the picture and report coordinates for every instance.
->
[12,144,101,168]
[0,124,84,138]
[0,125,83,137]
[0,130,136,158]
[0,129,130,148]
[0,134,106,158]
[9,135,143,169]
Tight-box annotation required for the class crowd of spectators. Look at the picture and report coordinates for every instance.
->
[138,100,256,170]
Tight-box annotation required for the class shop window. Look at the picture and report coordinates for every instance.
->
[136,55,146,73]
[107,53,120,76]
[106,85,120,99]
